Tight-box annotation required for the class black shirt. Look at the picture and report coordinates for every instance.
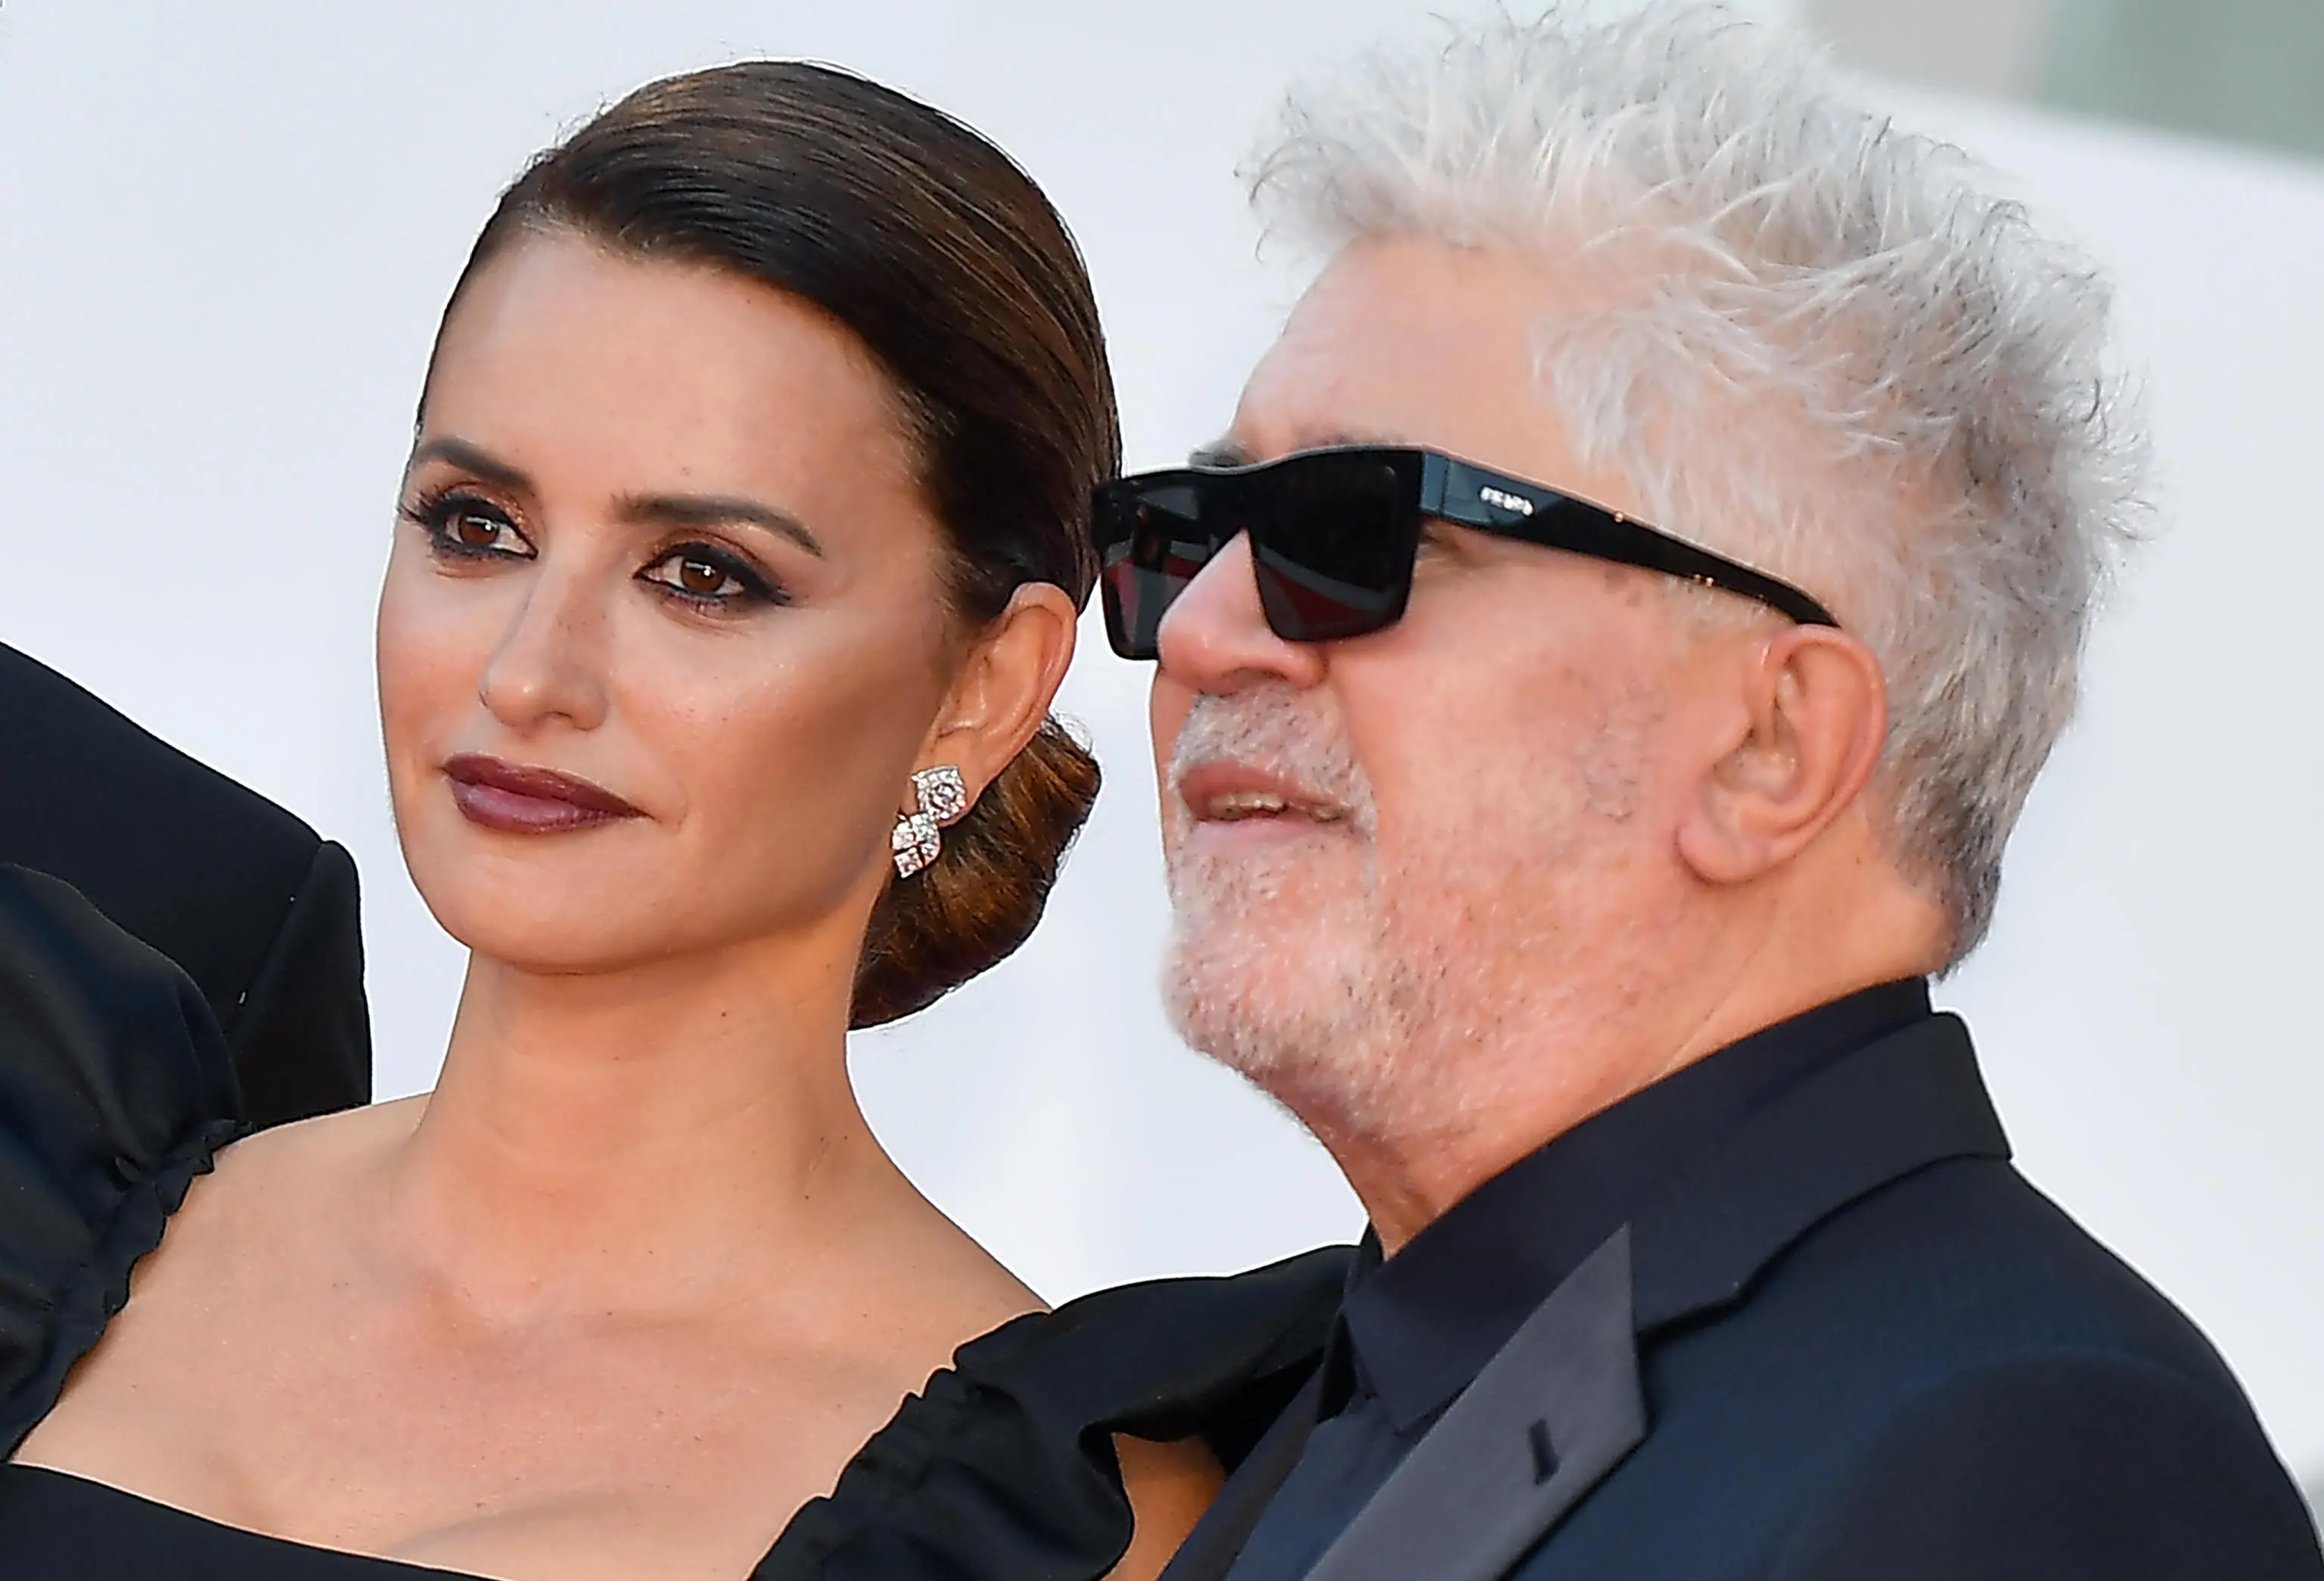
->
[1219,978,1937,1581]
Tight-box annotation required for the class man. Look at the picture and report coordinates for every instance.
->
[0,640,369,1127]
[1093,5,2324,1577]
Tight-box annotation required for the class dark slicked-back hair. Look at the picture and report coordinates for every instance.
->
[436,62,1117,1025]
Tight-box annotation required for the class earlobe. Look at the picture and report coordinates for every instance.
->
[1675,628,1887,887]
[921,582,1081,803]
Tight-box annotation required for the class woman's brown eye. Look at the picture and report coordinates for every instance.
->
[452,514,503,549]
[676,557,730,595]
[639,545,779,607]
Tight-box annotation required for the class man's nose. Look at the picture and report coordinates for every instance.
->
[476,567,612,735]
[1154,533,1328,694]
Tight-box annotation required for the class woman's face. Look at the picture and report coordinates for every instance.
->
[378,233,962,975]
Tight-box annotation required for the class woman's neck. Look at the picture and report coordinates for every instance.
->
[372,932,895,1323]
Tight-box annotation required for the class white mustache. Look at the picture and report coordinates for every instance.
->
[1168,687,1377,835]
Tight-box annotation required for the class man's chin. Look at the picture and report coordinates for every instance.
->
[1167,1002,1409,1150]
[1166,925,1377,1099]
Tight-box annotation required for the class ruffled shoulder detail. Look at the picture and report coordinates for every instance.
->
[760,1245,1353,1581]
[0,865,244,1455]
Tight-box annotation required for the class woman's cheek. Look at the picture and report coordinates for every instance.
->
[379,603,460,760]
[708,641,934,894]
[376,573,435,769]
[377,558,511,831]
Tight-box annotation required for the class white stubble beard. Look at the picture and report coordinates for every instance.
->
[1160,668,1664,1159]
[1161,686,1488,1147]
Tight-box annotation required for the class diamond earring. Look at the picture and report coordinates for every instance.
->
[891,765,970,878]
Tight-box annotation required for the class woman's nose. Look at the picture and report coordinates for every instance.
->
[476,568,611,735]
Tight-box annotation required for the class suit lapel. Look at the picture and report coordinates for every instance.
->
[1229,1014,2012,1581]
[1301,1228,1645,1581]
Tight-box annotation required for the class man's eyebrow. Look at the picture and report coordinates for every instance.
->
[1187,431,1415,470]
[1307,428,1411,451]
[616,492,825,558]
[408,436,533,493]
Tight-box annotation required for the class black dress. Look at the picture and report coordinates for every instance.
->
[0,663,1347,1579]
[0,868,1347,1579]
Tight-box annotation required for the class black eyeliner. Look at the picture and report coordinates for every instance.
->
[401,486,531,561]
[642,540,790,607]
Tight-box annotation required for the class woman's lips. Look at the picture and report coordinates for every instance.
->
[443,753,645,834]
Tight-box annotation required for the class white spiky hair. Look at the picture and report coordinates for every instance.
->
[1245,1,2148,959]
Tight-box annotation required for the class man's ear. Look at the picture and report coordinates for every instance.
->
[1675,626,1887,886]
[917,582,1080,808]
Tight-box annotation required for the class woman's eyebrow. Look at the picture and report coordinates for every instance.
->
[616,492,826,558]
[1189,438,1252,468]
[408,436,533,493]
[403,440,825,558]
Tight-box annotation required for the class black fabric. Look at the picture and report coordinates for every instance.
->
[0,869,1352,1579]
[1346,978,1928,1431]
[0,866,245,1458]
[1218,979,1933,1581]
[1176,1005,2323,1581]
[1297,1232,1645,1581]
[1765,1353,2322,1580]
[766,1248,1347,1581]
[0,1467,455,1580]
[1160,1371,1330,1581]
[0,641,369,1126]
[225,841,369,1132]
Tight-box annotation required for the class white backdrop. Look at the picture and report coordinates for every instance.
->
[2,0,2317,1491]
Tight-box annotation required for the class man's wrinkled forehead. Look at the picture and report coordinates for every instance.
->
[1223,234,1651,526]
[1222,269,1462,464]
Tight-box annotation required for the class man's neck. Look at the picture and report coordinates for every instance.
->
[1309,923,1940,1254]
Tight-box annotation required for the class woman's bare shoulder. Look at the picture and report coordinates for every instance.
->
[144,1096,426,1281]
[826,1145,1045,1336]
[826,1182,1047,1399]
[8,1097,426,1483]
[216,1095,422,1192]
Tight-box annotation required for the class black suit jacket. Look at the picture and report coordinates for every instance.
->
[1169,1014,2322,1581]
[0,641,369,1128]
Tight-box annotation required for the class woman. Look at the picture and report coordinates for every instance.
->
[0,62,1342,1579]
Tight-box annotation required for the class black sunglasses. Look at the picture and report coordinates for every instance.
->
[1090,446,1838,660]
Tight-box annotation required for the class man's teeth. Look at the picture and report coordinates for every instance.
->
[1211,791,1285,819]
[1202,791,1344,823]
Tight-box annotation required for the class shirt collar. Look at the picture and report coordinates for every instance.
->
[1337,977,1934,1432]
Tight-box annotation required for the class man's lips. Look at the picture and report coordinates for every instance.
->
[443,753,645,834]
[1175,763,1348,828]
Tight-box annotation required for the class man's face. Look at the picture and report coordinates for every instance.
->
[1152,234,1723,1141]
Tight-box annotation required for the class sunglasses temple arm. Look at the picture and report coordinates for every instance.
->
[1428,456,1838,629]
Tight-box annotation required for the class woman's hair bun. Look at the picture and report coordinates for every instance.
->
[852,717,1099,1027]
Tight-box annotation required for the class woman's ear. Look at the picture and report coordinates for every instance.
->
[1675,625,1888,886]
[919,583,1080,804]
